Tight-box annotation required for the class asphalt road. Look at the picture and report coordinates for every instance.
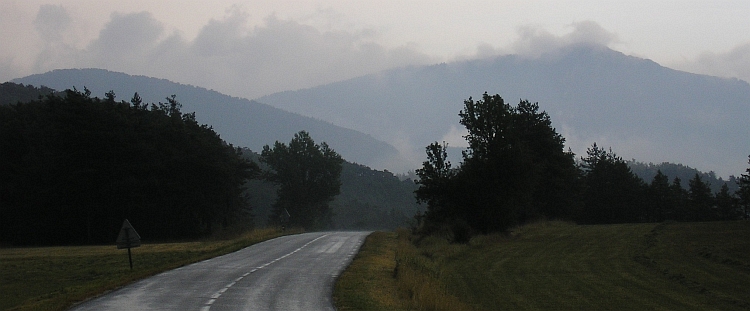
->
[68,231,370,311]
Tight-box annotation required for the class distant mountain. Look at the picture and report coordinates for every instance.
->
[12,69,407,171]
[257,45,750,177]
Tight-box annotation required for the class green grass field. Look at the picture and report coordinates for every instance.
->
[335,221,750,311]
[0,228,291,311]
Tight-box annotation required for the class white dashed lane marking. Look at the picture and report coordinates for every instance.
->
[200,234,329,310]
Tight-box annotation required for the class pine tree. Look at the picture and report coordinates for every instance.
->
[715,183,739,220]
[737,155,750,220]
[688,173,715,221]
[579,143,646,224]
[648,170,672,222]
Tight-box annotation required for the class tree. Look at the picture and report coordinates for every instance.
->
[414,141,457,224]
[737,155,750,220]
[260,131,343,230]
[688,173,714,221]
[715,183,739,220]
[670,177,689,221]
[647,170,672,222]
[578,143,646,224]
[415,93,579,237]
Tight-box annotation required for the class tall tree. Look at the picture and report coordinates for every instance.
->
[414,141,457,224]
[688,173,715,221]
[260,131,343,230]
[578,143,646,224]
[415,93,579,236]
[737,155,750,220]
[647,170,672,222]
[670,177,689,221]
[715,183,739,220]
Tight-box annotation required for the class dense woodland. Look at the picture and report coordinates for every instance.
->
[0,83,418,246]
[415,93,750,242]
[0,87,256,245]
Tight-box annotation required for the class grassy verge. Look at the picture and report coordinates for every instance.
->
[334,231,406,310]
[335,221,750,310]
[0,227,295,311]
[334,229,473,311]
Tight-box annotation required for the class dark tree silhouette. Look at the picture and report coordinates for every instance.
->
[0,88,258,245]
[415,93,579,238]
[688,173,715,221]
[578,143,646,224]
[737,155,750,219]
[260,131,343,230]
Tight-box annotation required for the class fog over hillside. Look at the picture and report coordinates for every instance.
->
[258,45,750,178]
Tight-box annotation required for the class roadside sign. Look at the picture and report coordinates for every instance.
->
[116,219,141,249]
[116,219,141,269]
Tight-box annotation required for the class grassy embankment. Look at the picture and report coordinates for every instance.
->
[335,221,750,310]
[0,227,296,311]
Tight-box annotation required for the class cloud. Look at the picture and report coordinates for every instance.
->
[34,4,71,41]
[27,6,433,99]
[87,12,164,58]
[459,21,619,61]
[440,124,468,148]
[671,43,750,83]
[510,21,619,58]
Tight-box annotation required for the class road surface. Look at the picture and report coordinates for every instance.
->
[69,231,370,311]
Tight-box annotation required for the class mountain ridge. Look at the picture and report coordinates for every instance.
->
[257,45,750,177]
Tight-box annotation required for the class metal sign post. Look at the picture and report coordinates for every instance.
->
[116,219,141,270]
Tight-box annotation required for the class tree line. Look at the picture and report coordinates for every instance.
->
[0,84,353,246]
[0,89,258,245]
[415,93,750,242]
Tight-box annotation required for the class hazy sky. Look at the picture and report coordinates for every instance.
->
[2,1,750,100]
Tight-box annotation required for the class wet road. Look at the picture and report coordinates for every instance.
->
[69,232,370,311]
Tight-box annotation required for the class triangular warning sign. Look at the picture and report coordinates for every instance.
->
[116,219,141,249]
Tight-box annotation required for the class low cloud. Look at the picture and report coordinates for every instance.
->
[510,21,619,58]
[27,6,433,99]
[459,21,619,61]
[671,43,750,83]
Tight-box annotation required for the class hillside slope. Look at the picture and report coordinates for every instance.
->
[12,69,408,171]
[258,45,750,177]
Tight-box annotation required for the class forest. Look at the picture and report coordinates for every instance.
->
[415,93,750,241]
[0,83,418,246]
[1,83,748,246]
[0,87,257,245]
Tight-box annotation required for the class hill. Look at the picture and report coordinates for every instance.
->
[11,69,408,172]
[258,45,750,177]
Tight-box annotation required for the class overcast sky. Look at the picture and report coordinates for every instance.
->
[2,1,750,100]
